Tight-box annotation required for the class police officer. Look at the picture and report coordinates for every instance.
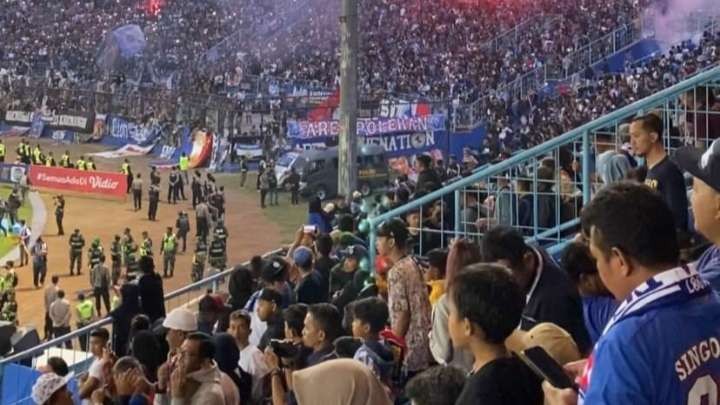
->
[213,220,228,250]
[68,229,85,276]
[86,157,96,171]
[168,167,179,204]
[120,228,133,266]
[191,171,202,208]
[121,159,132,194]
[76,156,86,171]
[0,139,6,163]
[88,238,104,271]
[53,195,64,235]
[17,139,30,164]
[191,236,208,282]
[45,152,56,167]
[60,150,71,168]
[208,235,227,271]
[179,152,190,183]
[175,211,190,253]
[32,144,43,165]
[161,227,177,278]
[150,166,161,186]
[75,292,96,351]
[148,184,160,221]
[140,231,153,258]
[239,155,248,187]
[110,235,122,285]
[0,290,17,324]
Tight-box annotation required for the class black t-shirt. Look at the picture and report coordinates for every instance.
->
[645,156,688,231]
[296,271,327,304]
[455,356,543,405]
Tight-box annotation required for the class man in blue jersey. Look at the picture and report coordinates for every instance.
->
[673,138,720,294]
[544,181,720,405]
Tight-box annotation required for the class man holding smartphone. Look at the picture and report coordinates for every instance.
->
[78,328,110,405]
[544,182,720,404]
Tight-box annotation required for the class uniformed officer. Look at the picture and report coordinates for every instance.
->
[148,184,160,221]
[45,152,56,167]
[32,144,43,165]
[86,157,96,171]
[110,235,122,285]
[179,152,190,182]
[139,231,153,258]
[0,139,6,163]
[75,292,96,351]
[121,159,133,194]
[68,229,85,276]
[60,150,71,168]
[191,236,208,282]
[88,238,104,270]
[126,247,139,276]
[76,156,86,170]
[53,195,64,235]
[161,227,177,278]
[208,235,227,271]
[120,228,133,266]
[0,289,17,324]
[213,220,229,250]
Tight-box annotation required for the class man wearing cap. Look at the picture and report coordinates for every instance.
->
[673,138,720,293]
[376,218,432,377]
[329,244,367,297]
[244,256,296,346]
[294,246,326,304]
[68,229,85,276]
[31,371,74,405]
[256,288,285,351]
[156,307,198,401]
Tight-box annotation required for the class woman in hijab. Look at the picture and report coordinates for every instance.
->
[293,359,392,405]
[213,332,246,404]
[130,330,162,383]
[110,283,141,356]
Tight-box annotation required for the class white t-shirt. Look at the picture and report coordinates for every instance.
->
[81,357,105,405]
[239,344,270,403]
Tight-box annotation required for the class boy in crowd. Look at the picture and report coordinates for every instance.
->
[425,248,448,305]
[351,297,395,382]
[449,264,543,404]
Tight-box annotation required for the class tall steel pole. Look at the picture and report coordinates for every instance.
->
[338,0,358,198]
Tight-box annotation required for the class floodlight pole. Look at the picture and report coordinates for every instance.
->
[338,0,359,198]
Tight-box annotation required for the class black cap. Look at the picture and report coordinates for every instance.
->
[376,218,409,246]
[672,139,720,193]
[261,256,288,283]
[258,288,283,306]
[340,244,368,260]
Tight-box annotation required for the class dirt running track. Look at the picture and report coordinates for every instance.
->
[3,137,285,335]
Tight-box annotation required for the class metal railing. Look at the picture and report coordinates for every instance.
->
[369,65,720,263]
[0,248,283,393]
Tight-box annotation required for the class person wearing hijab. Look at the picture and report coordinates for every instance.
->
[292,359,392,405]
[130,329,162,383]
[212,333,242,405]
[110,283,141,356]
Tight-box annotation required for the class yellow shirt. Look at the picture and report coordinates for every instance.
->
[427,280,445,306]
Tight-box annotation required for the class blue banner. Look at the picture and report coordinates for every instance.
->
[103,116,164,147]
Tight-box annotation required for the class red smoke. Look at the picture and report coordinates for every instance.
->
[145,0,165,17]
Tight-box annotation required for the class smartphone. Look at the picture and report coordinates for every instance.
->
[303,225,317,234]
[517,346,578,390]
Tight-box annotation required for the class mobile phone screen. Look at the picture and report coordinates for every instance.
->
[518,346,578,390]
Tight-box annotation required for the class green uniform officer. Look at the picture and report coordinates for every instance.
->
[75,292,95,351]
[161,227,177,278]
[68,229,85,276]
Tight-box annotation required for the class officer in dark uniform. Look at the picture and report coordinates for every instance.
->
[68,229,85,276]
[148,184,160,221]
[150,166,161,186]
[53,195,65,235]
[140,231,153,258]
[213,221,228,251]
[88,238,104,271]
[191,171,202,209]
[168,167,179,204]
[110,235,122,285]
[121,159,132,194]
[191,236,208,282]
[208,235,227,271]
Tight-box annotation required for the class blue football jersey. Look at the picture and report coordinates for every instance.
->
[580,287,720,404]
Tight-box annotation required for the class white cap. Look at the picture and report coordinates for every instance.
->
[162,308,198,332]
[32,372,74,404]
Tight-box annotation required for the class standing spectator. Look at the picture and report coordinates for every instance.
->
[49,289,72,349]
[44,275,59,340]
[449,264,543,404]
[212,333,242,405]
[32,236,48,288]
[294,246,326,304]
[307,197,332,233]
[405,365,467,405]
[156,308,199,401]
[376,218,432,377]
[132,174,143,211]
[351,297,394,382]
[90,255,111,316]
[78,328,110,404]
[544,182,720,404]
[228,265,256,311]
[256,288,285,351]
[292,359,392,405]
[110,283,140,356]
[415,155,442,193]
[137,256,166,323]
[630,114,689,232]
[167,332,225,405]
[175,211,191,253]
[482,226,591,353]
[228,309,269,403]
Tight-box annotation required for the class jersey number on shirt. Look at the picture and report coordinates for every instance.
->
[688,375,718,405]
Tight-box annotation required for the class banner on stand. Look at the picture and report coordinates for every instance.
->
[28,166,127,199]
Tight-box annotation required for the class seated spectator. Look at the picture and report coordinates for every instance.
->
[31,372,74,405]
[415,155,442,193]
[245,256,295,347]
[405,365,466,405]
[168,332,225,405]
[313,234,337,287]
[38,357,69,377]
[228,309,269,403]
[156,307,198,398]
[130,329,162,383]
[430,239,482,373]
[561,241,618,345]
[257,288,286,351]
[78,327,110,404]
[425,248,448,305]
[292,359,392,405]
[293,246,326,304]
[228,264,257,310]
[92,356,153,405]
[351,297,394,382]
[482,226,590,353]
[331,246,372,312]
[544,182,720,404]
[449,264,543,405]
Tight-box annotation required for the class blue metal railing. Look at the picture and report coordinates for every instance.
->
[368,65,720,263]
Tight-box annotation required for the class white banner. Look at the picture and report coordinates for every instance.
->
[90,144,155,159]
